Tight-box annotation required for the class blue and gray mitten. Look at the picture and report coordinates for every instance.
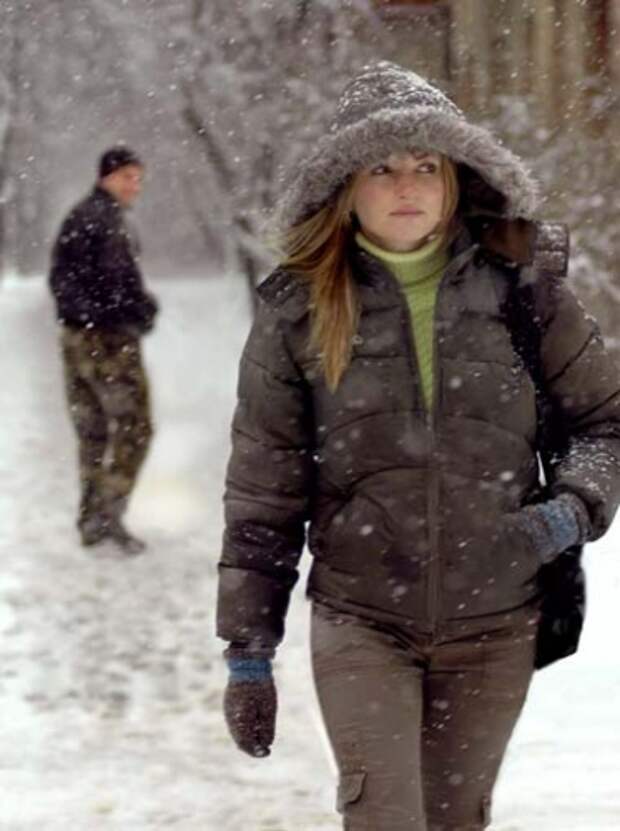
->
[223,646,277,758]
[516,493,591,563]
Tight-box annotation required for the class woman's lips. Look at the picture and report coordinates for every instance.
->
[390,209,424,216]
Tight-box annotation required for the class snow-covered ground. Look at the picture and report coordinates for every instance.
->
[0,275,619,830]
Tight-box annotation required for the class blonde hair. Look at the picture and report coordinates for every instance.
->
[277,155,460,391]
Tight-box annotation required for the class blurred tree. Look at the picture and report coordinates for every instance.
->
[0,1,142,276]
[0,3,13,279]
[168,0,387,306]
[0,2,23,279]
[1,0,618,324]
[450,0,492,113]
[0,0,199,278]
[374,0,450,79]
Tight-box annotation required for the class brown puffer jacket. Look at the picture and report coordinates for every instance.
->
[216,219,620,650]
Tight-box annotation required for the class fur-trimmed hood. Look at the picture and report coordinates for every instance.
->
[272,61,540,231]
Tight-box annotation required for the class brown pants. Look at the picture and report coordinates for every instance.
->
[311,601,539,831]
[61,327,152,526]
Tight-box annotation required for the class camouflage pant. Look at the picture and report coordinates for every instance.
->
[61,327,153,527]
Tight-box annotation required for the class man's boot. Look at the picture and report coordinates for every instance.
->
[106,517,146,555]
[78,484,110,546]
[78,513,110,547]
[105,496,147,555]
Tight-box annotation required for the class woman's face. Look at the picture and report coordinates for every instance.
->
[352,151,446,252]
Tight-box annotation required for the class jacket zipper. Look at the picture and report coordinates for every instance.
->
[392,278,440,629]
[426,291,441,631]
[359,245,476,630]
[393,248,476,630]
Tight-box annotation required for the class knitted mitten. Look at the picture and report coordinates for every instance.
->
[515,493,591,563]
[223,651,277,758]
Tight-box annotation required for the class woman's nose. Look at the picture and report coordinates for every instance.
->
[394,173,418,198]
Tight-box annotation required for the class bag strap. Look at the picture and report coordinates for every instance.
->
[503,222,570,469]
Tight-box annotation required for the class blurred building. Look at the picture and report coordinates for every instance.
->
[375,0,620,133]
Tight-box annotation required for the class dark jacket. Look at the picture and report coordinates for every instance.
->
[49,187,158,333]
[216,219,620,650]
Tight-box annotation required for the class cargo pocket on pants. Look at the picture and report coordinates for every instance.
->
[336,772,366,814]
[480,793,492,827]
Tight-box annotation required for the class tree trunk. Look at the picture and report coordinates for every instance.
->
[583,0,612,136]
[561,0,589,127]
[237,238,260,315]
[532,0,558,129]
[0,6,18,279]
[609,0,620,153]
[450,0,492,114]
[610,0,620,82]
[502,0,531,97]
[181,92,266,313]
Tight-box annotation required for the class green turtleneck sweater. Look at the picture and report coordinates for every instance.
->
[356,232,448,410]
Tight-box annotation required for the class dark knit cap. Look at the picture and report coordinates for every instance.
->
[98,145,143,178]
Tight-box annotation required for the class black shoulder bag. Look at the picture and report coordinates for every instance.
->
[503,222,586,670]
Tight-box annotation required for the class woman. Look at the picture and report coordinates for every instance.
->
[216,62,620,830]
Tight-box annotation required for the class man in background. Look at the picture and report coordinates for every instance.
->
[49,145,158,555]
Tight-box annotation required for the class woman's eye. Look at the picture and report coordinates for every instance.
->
[418,163,439,174]
[370,165,390,175]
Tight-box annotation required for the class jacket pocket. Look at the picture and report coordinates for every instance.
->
[336,772,366,813]
[502,515,542,584]
[323,492,393,572]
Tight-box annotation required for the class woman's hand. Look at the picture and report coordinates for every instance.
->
[512,493,591,563]
[223,654,277,758]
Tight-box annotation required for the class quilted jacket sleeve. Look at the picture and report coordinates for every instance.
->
[216,287,314,651]
[540,279,620,538]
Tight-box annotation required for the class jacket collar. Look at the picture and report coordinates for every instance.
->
[93,185,122,211]
[351,225,478,301]
[466,215,538,266]
[349,214,540,306]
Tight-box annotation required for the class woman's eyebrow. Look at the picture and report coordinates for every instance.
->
[409,149,435,160]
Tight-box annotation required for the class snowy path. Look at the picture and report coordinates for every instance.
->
[0,276,619,830]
